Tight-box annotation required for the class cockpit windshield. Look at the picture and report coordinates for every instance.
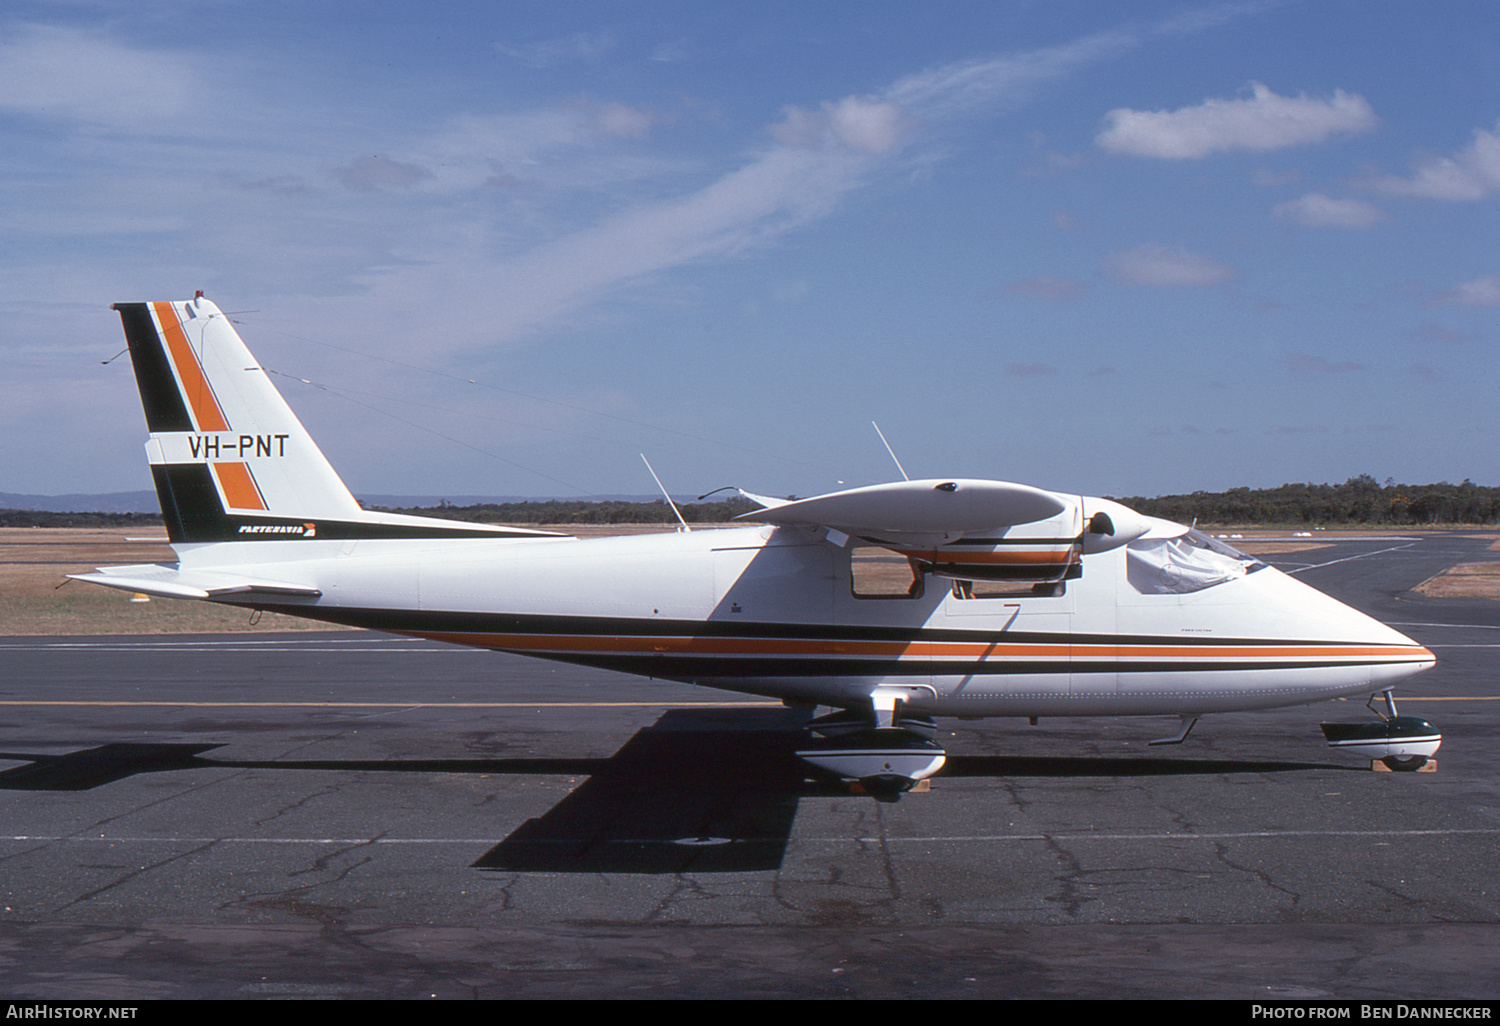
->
[1126,528,1264,595]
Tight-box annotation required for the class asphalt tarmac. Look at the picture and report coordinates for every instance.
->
[0,532,1498,999]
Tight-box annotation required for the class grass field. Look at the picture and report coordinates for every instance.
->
[2,525,1496,636]
[0,528,346,635]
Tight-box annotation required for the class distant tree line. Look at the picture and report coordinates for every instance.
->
[1114,475,1500,526]
[6,477,1499,528]
[370,496,764,525]
[0,510,165,529]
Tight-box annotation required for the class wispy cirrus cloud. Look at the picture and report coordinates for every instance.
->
[335,155,433,192]
[495,31,615,68]
[1101,243,1239,287]
[0,8,1273,371]
[1368,122,1500,201]
[346,16,1218,351]
[1427,274,1500,307]
[1272,192,1387,228]
[0,24,200,129]
[1097,82,1376,159]
[769,96,914,154]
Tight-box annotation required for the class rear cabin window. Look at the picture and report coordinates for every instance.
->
[849,544,924,598]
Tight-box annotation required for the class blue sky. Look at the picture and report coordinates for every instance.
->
[3,1,1499,502]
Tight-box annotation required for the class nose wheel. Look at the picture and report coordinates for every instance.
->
[1320,690,1441,772]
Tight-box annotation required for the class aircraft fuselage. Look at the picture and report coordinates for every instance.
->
[177,522,1433,719]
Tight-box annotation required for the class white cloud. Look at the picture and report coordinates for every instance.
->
[0,24,198,128]
[495,32,614,69]
[335,155,433,192]
[1096,83,1377,159]
[320,28,1188,355]
[1272,192,1387,228]
[0,12,1257,369]
[1428,274,1500,307]
[888,28,1138,122]
[1369,122,1500,201]
[593,102,654,139]
[1101,243,1239,287]
[770,96,913,155]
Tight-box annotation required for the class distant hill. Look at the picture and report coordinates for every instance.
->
[6,476,1496,526]
[0,490,161,513]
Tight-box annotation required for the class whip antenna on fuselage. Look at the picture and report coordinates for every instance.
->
[872,421,910,481]
[641,454,690,532]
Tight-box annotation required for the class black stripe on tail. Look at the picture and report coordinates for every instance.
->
[112,303,193,433]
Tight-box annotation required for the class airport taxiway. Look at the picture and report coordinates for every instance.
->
[0,532,1498,998]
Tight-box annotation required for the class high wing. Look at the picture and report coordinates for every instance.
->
[736,478,1067,541]
[735,479,1151,583]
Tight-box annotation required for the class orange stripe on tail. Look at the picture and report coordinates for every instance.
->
[212,462,267,511]
[152,301,228,432]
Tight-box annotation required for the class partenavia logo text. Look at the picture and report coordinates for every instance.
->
[237,523,317,537]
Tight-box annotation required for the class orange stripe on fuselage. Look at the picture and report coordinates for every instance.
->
[401,631,1433,665]
[152,301,228,432]
[212,461,267,511]
[898,549,1075,565]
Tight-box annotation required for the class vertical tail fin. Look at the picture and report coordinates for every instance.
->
[114,296,557,544]
[114,297,365,542]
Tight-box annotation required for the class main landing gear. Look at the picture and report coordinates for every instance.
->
[1320,689,1442,772]
[794,687,946,800]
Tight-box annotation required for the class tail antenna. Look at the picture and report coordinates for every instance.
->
[641,455,690,532]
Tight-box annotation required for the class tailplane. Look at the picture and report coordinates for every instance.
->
[113,296,552,543]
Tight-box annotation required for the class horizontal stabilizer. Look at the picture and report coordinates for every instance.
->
[738,479,1067,539]
[69,564,321,602]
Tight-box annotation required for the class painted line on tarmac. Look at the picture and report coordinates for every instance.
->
[0,700,774,708]
[1391,621,1500,630]
[1280,541,1420,574]
[1,827,1498,847]
[1384,695,1500,701]
[858,827,1500,844]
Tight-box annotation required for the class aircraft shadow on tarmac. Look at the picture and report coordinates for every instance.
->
[0,707,1344,874]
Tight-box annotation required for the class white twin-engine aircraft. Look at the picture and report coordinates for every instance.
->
[77,296,1441,795]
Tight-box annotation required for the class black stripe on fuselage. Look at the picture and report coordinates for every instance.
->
[501,652,1411,680]
[222,602,1424,654]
